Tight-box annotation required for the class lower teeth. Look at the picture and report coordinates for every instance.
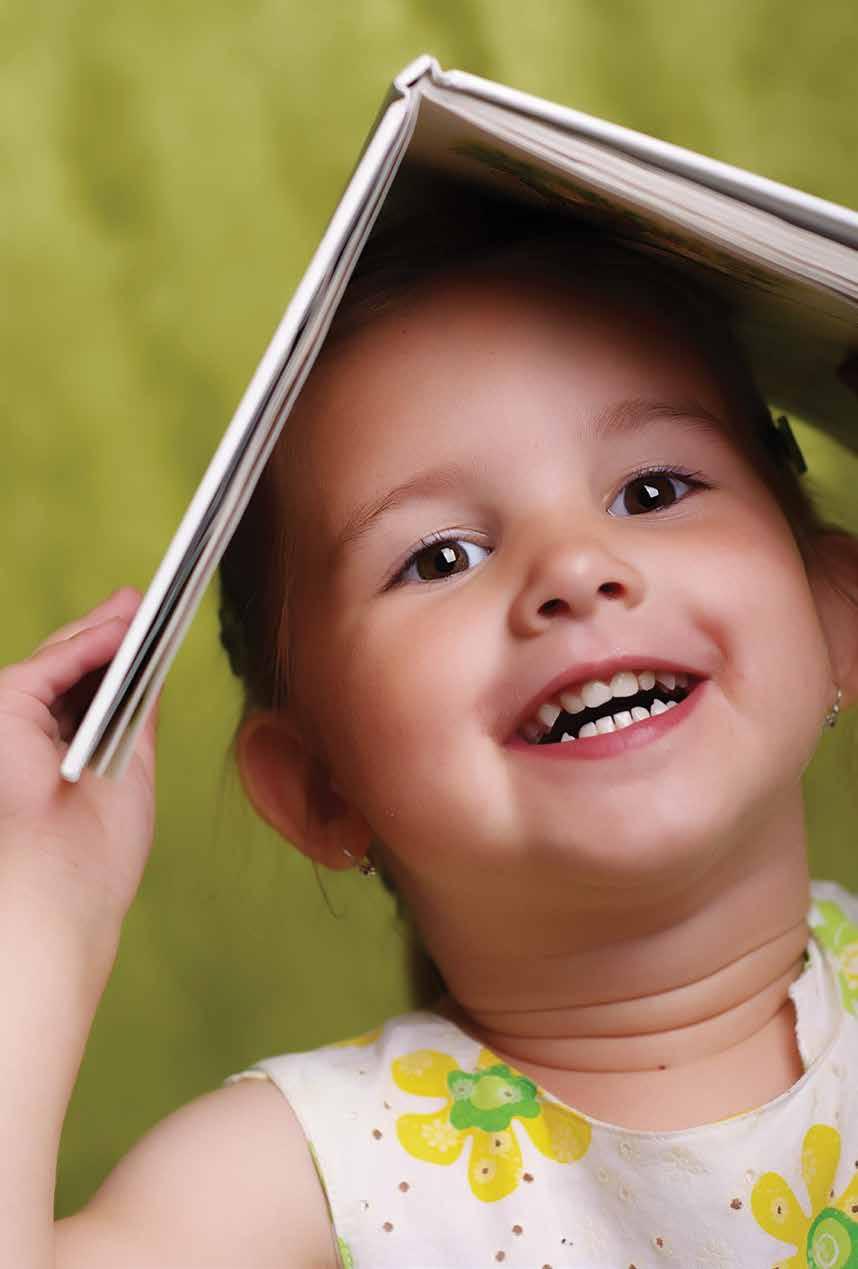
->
[536,694,683,744]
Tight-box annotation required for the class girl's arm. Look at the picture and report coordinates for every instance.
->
[55,1079,337,1268]
[0,593,335,1268]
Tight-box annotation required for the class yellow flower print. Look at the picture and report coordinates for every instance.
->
[420,1115,461,1153]
[751,1124,858,1267]
[810,900,858,1015]
[392,1047,591,1202]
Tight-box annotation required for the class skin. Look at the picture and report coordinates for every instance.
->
[237,261,858,1131]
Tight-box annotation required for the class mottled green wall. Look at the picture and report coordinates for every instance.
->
[2,0,857,1218]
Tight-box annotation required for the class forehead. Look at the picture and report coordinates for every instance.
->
[280,262,742,533]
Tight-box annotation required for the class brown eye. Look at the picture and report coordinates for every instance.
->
[401,538,490,584]
[416,543,467,580]
[609,470,696,517]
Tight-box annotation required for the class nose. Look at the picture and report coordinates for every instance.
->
[508,531,646,638]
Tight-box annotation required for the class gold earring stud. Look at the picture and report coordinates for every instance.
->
[823,686,843,729]
[342,847,377,877]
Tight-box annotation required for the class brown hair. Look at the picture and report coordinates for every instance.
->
[217,176,836,1004]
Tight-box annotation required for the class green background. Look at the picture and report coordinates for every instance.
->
[2,0,858,1218]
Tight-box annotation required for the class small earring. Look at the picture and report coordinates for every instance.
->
[823,686,843,730]
[342,846,377,877]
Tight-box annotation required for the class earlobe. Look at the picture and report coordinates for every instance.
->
[808,531,858,709]
[235,709,373,870]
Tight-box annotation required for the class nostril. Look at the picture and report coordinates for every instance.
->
[539,597,567,616]
[599,582,624,598]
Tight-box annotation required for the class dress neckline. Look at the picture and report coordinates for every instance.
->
[420,927,845,1141]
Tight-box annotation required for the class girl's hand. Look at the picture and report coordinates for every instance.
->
[0,587,160,926]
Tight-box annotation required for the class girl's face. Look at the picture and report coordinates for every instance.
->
[281,267,837,915]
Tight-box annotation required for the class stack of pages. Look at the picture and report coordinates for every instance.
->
[61,54,858,782]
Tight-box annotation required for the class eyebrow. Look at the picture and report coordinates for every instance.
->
[330,462,470,565]
[329,395,725,563]
[585,395,725,444]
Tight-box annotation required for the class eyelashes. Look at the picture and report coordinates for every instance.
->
[388,464,710,588]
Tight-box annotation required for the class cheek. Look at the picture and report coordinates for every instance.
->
[323,597,495,812]
[697,514,832,759]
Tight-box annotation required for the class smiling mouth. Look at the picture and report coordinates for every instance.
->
[520,670,699,745]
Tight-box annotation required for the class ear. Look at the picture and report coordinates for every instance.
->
[807,530,858,709]
[234,709,373,871]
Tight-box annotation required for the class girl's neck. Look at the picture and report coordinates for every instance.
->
[420,826,812,1130]
[437,979,807,1131]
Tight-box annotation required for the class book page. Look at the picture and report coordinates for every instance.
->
[409,88,858,311]
[394,85,858,449]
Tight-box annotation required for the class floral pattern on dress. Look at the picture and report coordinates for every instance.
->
[392,1046,591,1202]
[810,900,858,1015]
[750,1124,858,1267]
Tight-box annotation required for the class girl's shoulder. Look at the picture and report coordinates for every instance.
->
[223,1009,461,1107]
[225,1008,476,1098]
[224,1012,456,1269]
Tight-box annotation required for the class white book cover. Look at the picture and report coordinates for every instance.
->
[60,54,858,783]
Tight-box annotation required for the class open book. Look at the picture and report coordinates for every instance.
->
[61,53,858,782]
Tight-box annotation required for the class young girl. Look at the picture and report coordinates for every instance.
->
[4,191,858,1268]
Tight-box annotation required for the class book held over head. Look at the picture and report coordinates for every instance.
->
[60,54,858,783]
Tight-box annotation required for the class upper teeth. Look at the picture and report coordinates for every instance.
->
[526,668,689,738]
[560,669,684,714]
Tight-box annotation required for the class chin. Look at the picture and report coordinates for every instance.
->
[541,813,736,892]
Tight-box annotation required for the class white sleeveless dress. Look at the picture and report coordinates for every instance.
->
[225,879,858,1268]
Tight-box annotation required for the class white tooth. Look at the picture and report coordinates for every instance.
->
[561,732,576,742]
[676,672,688,687]
[631,706,651,722]
[665,700,677,710]
[578,721,598,739]
[610,671,638,698]
[560,689,586,714]
[638,670,655,690]
[537,701,562,729]
[656,670,676,691]
[613,710,633,729]
[595,716,616,734]
[582,680,612,708]
[650,698,668,715]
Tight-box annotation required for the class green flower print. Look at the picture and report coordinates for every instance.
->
[807,1208,858,1268]
[810,899,858,1015]
[447,1063,541,1133]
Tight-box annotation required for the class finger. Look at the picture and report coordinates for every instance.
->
[1,618,131,711]
[34,587,142,653]
[35,587,141,652]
